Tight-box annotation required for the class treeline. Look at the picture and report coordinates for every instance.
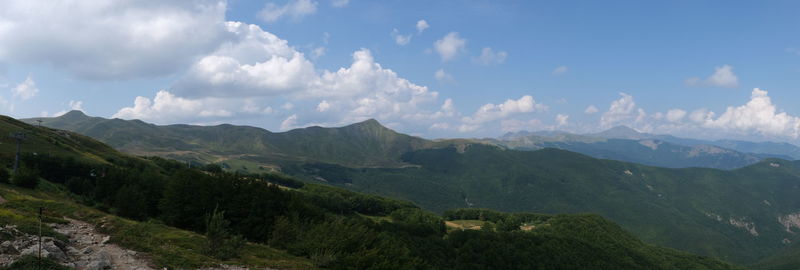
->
[3,153,739,269]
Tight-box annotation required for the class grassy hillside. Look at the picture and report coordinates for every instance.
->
[0,181,315,269]
[287,145,800,265]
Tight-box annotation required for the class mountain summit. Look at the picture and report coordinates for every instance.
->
[592,125,645,139]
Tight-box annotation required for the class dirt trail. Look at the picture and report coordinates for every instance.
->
[50,218,154,270]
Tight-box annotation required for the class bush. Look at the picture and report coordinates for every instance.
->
[11,166,39,189]
[204,207,245,260]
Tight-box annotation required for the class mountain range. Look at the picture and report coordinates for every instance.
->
[0,113,744,269]
[21,111,800,267]
[492,126,798,170]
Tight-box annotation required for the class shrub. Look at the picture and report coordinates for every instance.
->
[11,166,39,189]
[204,207,245,260]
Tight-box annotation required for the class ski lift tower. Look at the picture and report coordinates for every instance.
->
[9,132,26,173]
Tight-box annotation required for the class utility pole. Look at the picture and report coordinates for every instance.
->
[38,207,43,270]
[10,132,26,174]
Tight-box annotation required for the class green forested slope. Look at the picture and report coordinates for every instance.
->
[287,145,800,265]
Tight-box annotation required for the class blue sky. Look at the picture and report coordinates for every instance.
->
[1,0,799,142]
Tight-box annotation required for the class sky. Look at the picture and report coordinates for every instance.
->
[1,0,800,142]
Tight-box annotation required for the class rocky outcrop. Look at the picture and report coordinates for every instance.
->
[0,219,154,270]
[778,212,800,233]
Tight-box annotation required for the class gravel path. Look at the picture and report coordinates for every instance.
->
[51,218,154,270]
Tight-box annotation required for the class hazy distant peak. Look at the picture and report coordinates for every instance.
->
[60,110,89,119]
[594,125,645,139]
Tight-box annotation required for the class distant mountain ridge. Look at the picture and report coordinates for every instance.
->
[493,126,798,170]
[591,125,800,160]
[25,111,483,170]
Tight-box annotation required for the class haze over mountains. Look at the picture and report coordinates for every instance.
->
[494,126,799,170]
[22,111,800,267]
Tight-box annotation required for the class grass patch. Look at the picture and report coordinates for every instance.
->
[445,220,487,231]
[0,183,316,270]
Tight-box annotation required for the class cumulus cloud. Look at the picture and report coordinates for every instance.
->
[434,32,466,62]
[434,69,453,83]
[595,88,800,141]
[118,23,442,128]
[311,46,327,59]
[665,109,686,122]
[173,22,317,98]
[316,100,331,112]
[0,0,230,80]
[584,105,599,114]
[416,20,429,34]
[391,29,412,46]
[685,65,739,88]
[462,95,546,127]
[113,90,236,123]
[11,76,38,100]
[474,47,507,65]
[704,88,800,138]
[552,66,568,75]
[258,0,318,23]
[280,114,299,130]
[555,114,569,127]
[600,93,645,128]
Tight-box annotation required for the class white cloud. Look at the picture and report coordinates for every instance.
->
[685,65,739,88]
[280,114,299,130]
[53,100,84,117]
[282,102,295,110]
[316,100,331,112]
[704,88,800,138]
[434,32,466,62]
[584,105,599,114]
[600,92,641,128]
[258,0,318,23]
[434,69,453,82]
[666,109,686,122]
[391,29,412,46]
[462,95,546,125]
[552,66,568,75]
[331,0,349,7]
[416,20,429,34]
[475,47,507,65]
[173,22,317,98]
[312,46,327,59]
[0,0,230,80]
[11,76,38,100]
[113,90,234,123]
[323,32,330,44]
[555,114,569,127]
[689,109,714,124]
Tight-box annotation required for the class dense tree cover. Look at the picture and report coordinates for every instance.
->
[4,152,741,269]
